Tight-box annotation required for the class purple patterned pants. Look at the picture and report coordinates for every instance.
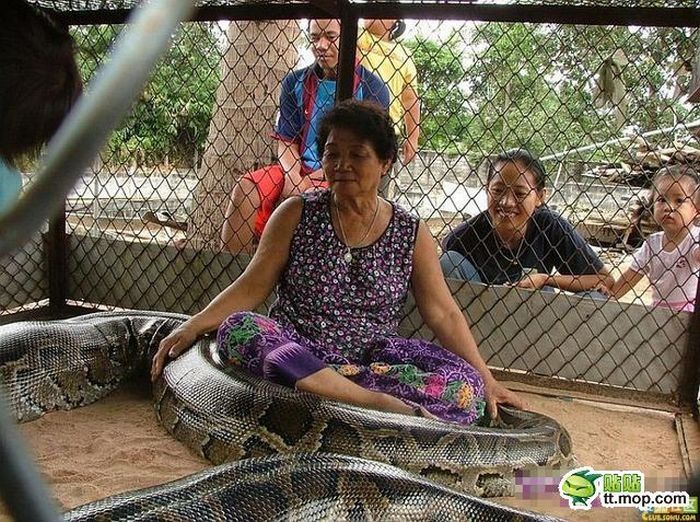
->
[217,312,486,424]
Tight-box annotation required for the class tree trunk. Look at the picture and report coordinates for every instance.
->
[187,20,299,251]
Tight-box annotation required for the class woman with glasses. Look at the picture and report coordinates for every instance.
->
[440,148,613,293]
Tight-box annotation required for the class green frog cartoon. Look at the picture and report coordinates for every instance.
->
[559,468,602,509]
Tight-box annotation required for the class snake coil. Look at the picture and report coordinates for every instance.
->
[0,311,573,521]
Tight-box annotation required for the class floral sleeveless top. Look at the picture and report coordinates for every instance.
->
[269,189,419,362]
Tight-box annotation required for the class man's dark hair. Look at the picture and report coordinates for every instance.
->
[487,148,547,191]
[317,99,398,165]
[0,0,82,165]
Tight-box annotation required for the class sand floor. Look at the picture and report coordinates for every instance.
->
[1,379,694,522]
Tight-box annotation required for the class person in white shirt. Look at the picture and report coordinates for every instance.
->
[600,165,700,312]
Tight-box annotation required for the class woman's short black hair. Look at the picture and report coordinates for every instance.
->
[487,148,547,191]
[0,0,82,164]
[317,99,398,165]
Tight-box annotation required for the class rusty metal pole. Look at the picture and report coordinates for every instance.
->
[47,201,67,317]
[336,1,358,103]
[679,279,700,410]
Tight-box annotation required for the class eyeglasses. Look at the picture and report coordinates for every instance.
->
[653,196,693,210]
[306,31,340,44]
[487,185,533,203]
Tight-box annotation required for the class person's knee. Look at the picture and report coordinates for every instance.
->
[226,310,257,323]
[217,311,263,345]
[439,251,481,282]
[440,251,465,271]
[216,311,281,365]
[222,178,260,251]
[230,178,260,213]
[222,311,270,330]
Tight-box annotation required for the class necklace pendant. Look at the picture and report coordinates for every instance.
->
[344,250,353,263]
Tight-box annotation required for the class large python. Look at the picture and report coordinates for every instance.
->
[0,311,573,520]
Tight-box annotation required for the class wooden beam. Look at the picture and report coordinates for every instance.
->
[307,0,340,17]
[53,3,700,28]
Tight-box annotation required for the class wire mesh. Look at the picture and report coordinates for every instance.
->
[0,233,47,314]
[29,1,700,11]
[4,11,699,401]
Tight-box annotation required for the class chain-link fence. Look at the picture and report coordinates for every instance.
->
[4,1,700,405]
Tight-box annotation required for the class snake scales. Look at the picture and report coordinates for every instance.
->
[0,311,573,521]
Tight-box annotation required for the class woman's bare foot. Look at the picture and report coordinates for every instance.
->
[296,368,439,420]
[377,393,438,420]
[415,405,439,420]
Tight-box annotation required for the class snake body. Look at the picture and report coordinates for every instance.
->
[0,311,573,520]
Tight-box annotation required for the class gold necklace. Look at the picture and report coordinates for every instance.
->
[334,195,380,263]
[495,231,526,266]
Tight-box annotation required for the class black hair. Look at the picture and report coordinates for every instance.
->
[316,99,398,165]
[0,0,83,165]
[487,148,547,191]
[652,164,700,204]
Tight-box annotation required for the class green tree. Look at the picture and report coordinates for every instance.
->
[72,23,221,168]
[405,23,696,164]
[405,34,470,153]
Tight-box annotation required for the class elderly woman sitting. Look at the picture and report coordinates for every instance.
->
[441,148,614,293]
[152,100,523,424]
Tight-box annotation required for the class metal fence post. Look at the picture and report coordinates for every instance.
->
[47,201,67,316]
[679,279,700,410]
[337,1,358,103]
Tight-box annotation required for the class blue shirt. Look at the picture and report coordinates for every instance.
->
[0,158,22,214]
[274,64,390,172]
[304,79,336,171]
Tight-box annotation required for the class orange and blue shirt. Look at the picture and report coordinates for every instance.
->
[273,63,390,173]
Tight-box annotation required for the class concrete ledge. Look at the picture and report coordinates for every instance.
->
[67,234,691,398]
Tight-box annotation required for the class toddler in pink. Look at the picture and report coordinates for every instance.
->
[601,165,699,312]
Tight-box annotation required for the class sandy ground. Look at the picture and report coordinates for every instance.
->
[0,380,693,521]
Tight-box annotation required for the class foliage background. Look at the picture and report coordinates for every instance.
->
[70,22,697,168]
[72,23,221,168]
[405,23,696,161]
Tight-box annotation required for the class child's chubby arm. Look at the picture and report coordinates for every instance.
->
[596,267,644,300]
[690,222,700,266]
[691,238,700,266]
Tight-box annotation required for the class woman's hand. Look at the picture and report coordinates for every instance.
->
[150,323,199,382]
[282,169,322,198]
[595,283,612,297]
[483,377,527,421]
[513,273,549,289]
